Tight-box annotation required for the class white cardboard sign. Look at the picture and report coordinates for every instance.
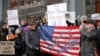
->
[47,3,67,26]
[0,41,15,55]
[65,12,76,23]
[7,10,19,25]
[91,13,100,20]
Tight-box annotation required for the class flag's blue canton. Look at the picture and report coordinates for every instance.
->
[40,26,54,42]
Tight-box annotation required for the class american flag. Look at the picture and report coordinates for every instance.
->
[40,26,80,56]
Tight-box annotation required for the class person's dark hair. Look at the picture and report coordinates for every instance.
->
[9,25,18,30]
[0,20,7,27]
[29,21,38,30]
[85,19,97,28]
[9,27,16,35]
[66,20,74,26]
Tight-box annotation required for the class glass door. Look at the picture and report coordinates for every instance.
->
[86,0,95,17]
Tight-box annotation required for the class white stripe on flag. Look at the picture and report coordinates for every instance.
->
[53,34,80,37]
[53,38,80,42]
[59,44,79,47]
[62,53,72,56]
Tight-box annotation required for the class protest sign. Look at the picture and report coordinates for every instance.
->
[48,14,66,26]
[0,41,15,55]
[65,12,76,23]
[7,10,19,25]
[47,3,67,15]
[91,13,100,20]
[47,3,67,26]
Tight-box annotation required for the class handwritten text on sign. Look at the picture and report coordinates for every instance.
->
[7,10,19,25]
[47,3,67,15]
[0,41,15,55]
[47,3,67,26]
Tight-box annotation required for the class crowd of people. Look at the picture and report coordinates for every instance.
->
[0,19,52,56]
[0,15,100,56]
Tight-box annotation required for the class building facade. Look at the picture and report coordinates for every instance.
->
[9,0,65,22]
[0,0,3,20]
[6,0,100,21]
[95,0,100,13]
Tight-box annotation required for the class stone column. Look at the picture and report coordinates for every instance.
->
[66,0,85,16]
[75,0,86,16]
[68,0,75,12]
[2,0,11,20]
[0,0,3,20]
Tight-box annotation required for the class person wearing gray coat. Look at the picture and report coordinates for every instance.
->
[25,22,40,56]
[80,19,97,56]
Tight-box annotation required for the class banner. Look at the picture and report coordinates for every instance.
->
[47,3,67,26]
[40,26,80,56]
[0,41,15,55]
[7,10,19,25]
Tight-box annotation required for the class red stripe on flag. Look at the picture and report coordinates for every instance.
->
[54,26,79,29]
[54,32,80,34]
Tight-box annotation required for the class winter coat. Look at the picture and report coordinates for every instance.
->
[6,34,16,41]
[80,29,97,56]
[0,28,8,41]
[20,24,28,32]
[25,29,40,53]
[95,28,100,49]
[14,33,23,49]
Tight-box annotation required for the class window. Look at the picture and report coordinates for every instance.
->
[10,0,17,9]
[86,0,95,16]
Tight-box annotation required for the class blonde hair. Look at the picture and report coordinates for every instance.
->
[15,28,21,34]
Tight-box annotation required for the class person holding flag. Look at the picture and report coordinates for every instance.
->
[80,19,97,56]
[25,21,40,56]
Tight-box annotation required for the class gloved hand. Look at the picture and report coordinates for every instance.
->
[36,47,39,50]
[32,46,40,51]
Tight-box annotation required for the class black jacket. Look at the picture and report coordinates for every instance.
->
[25,29,40,50]
[95,28,100,49]
[0,28,8,41]
[80,29,97,56]
[15,33,23,49]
